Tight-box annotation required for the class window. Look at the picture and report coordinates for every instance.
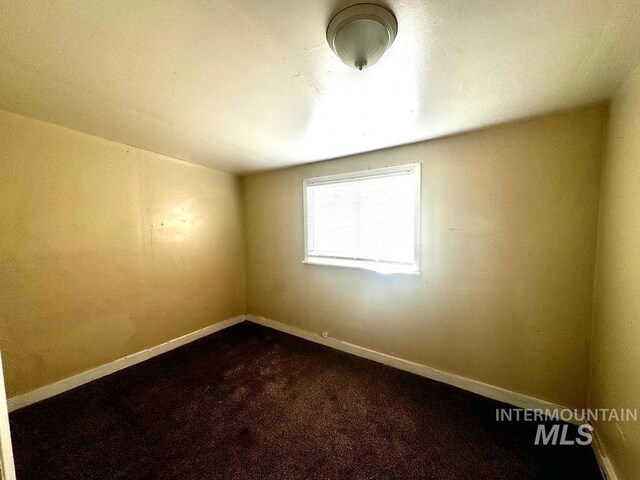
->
[303,163,420,274]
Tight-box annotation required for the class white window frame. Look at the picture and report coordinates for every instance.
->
[302,163,421,275]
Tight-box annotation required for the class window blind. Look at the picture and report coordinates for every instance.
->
[304,164,419,273]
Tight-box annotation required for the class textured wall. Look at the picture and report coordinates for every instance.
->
[0,109,246,396]
[590,65,640,480]
[243,105,605,409]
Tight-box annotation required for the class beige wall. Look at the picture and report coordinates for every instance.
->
[0,109,246,397]
[243,105,606,409]
[590,66,640,479]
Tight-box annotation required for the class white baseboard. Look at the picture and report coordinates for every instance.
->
[249,315,623,475]
[7,315,245,412]
[592,428,620,480]
[7,312,614,477]
[246,314,579,424]
[9,312,586,425]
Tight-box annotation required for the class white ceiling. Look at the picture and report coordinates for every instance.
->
[1,1,639,174]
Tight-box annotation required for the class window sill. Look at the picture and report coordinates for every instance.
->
[302,257,420,276]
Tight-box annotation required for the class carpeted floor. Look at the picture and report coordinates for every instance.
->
[10,322,602,479]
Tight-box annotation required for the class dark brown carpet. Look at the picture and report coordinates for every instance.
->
[10,322,602,479]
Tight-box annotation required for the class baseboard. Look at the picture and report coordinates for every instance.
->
[246,314,579,424]
[592,428,620,480]
[7,315,245,412]
[8,312,613,477]
[9,313,583,424]
[251,314,621,474]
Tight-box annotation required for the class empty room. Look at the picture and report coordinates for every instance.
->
[0,1,639,479]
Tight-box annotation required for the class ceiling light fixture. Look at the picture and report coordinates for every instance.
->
[326,3,398,71]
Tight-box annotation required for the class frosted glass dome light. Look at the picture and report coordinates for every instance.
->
[326,4,398,70]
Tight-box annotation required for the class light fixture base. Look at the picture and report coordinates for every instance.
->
[326,4,398,70]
